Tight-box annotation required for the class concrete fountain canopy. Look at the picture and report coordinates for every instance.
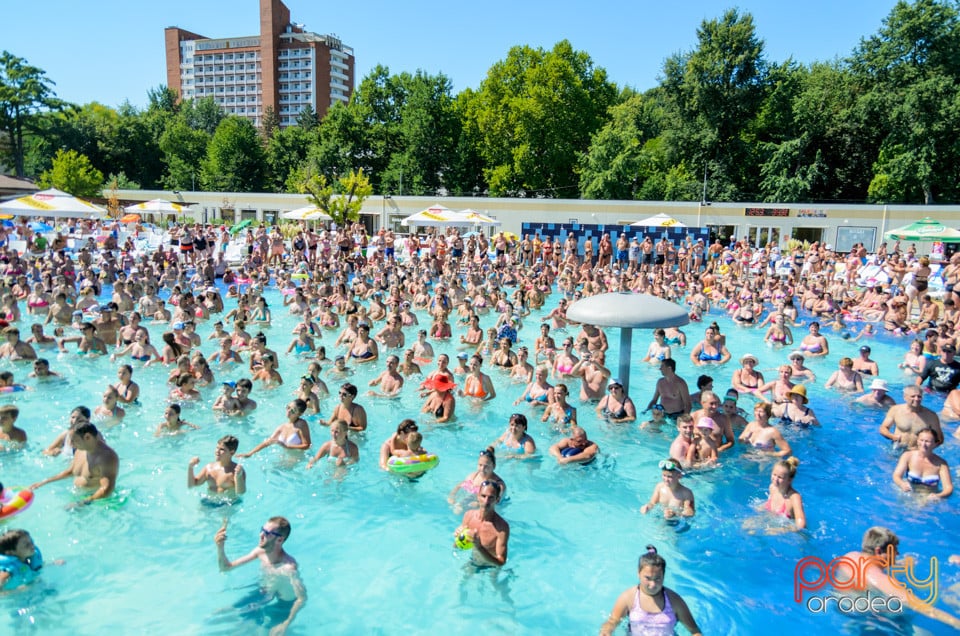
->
[565,293,690,394]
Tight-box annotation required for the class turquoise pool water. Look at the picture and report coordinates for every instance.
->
[0,285,957,635]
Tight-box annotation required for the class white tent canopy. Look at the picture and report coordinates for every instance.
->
[280,205,331,221]
[630,213,686,228]
[124,198,186,215]
[401,205,464,228]
[458,209,501,226]
[0,188,104,219]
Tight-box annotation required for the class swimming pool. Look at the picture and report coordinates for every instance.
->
[0,285,957,635]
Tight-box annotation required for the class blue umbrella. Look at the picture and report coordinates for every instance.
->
[1,220,13,228]
[28,221,53,232]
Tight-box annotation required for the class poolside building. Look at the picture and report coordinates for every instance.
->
[164,0,354,128]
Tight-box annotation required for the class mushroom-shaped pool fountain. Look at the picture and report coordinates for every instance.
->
[566,293,690,396]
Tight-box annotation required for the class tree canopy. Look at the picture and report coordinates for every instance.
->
[5,1,960,205]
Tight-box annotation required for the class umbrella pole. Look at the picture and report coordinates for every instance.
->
[619,328,633,396]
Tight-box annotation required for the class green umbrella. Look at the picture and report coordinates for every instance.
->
[884,217,960,242]
[229,219,254,235]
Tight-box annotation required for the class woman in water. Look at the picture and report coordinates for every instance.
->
[899,339,926,377]
[306,418,358,468]
[824,357,864,393]
[641,328,672,364]
[599,545,702,636]
[688,325,730,366]
[738,403,791,457]
[421,376,456,424]
[513,366,553,407]
[491,413,537,457]
[892,427,953,500]
[797,321,829,357]
[238,399,311,458]
[731,353,767,401]
[763,457,807,531]
[448,447,507,506]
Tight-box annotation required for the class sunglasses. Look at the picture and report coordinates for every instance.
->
[480,480,502,494]
[260,527,283,539]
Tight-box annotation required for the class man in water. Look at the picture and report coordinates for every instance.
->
[835,526,960,630]
[215,516,307,635]
[646,359,691,417]
[457,482,509,566]
[31,422,119,505]
[879,385,943,448]
[188,435,246,498]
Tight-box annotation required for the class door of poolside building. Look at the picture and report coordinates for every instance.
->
[791,226,824,247]
[746,225,780,249]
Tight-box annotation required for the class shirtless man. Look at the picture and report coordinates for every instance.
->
[549,425,599,465]
[0,327,36,360]
[879,385,943,449]
[456,482,510,566]
[691,391,735,452]
[93,304,122,346]
[569,349,610,402]
[31,422,119,505]
[374,316,405,350]
[323,383,367,431]
[367,355,404,398]
[577,323,609,354]
[0,404,26,448]
[646,359,691,417]
[215,516,307,636]
[856,378,897,409]
[398,349,422,377]
[669,415,697,468]
[188,435,246,497]
[640,458,695,518]
[853,345,880,377]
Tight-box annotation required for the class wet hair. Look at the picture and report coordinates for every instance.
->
[397,419,418,434]
[72,406,92,420]
[775,456,800,479]
[509,413,528,428]
[236,378,253,391]
[267,516,291,541]
[168,404,182,416]
[479,446,497,467]
[916,427,937,441]
[290,398,307,415]
[119,364,133,375]
[176,373,195,388]
[754,403,773,418]
[638,545,667,572]
[661,358,677,372]
[861,526,899,555]
[74,422,99,438]
[341,383,358,397]
[0,529,30,555]
[218,435,239,452]
[697,374,713,389]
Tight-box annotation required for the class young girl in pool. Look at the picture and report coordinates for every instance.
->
[599,545,702,636]
[0,528,46,591]
[763,457,807,531]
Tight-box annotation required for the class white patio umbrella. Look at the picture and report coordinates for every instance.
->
[280,205,331,221]
[124,198,186,216]
[458,209,502,226]
[401,205,464,228]
[0,188,104,219]
[630,213,686,228]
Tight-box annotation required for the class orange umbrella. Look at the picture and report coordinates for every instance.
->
[120,213,140,223]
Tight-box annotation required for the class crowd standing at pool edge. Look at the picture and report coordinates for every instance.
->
[0,218,959,632]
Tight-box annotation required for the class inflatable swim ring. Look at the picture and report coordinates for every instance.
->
[414,357,433,366]
[703,287,713,294]
[454,526,474,550]
[0,488,33,519]
[281,288,297,296]
[0,385,25,394]
[718,265,730,276]
[561,446,582,458]
[291,273,309,280]
[387,454,439,475]
[235,278,253,285]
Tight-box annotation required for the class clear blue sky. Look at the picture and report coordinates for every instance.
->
[3,0,901,108]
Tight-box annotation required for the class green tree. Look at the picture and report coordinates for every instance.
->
[261,105,280,142]
[200,116,266,192]
[578,92,667,199]
[852,0,960,203]
[659,9,768,200]
[296,104,319,131]
[159,118,209,190]
[265,124,313,192]
[462,41,618,196]
[299,168,372,227]
[37,148,103,197]
[0,51,62,177]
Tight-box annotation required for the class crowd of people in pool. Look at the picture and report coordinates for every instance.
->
[1,218,960,632]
